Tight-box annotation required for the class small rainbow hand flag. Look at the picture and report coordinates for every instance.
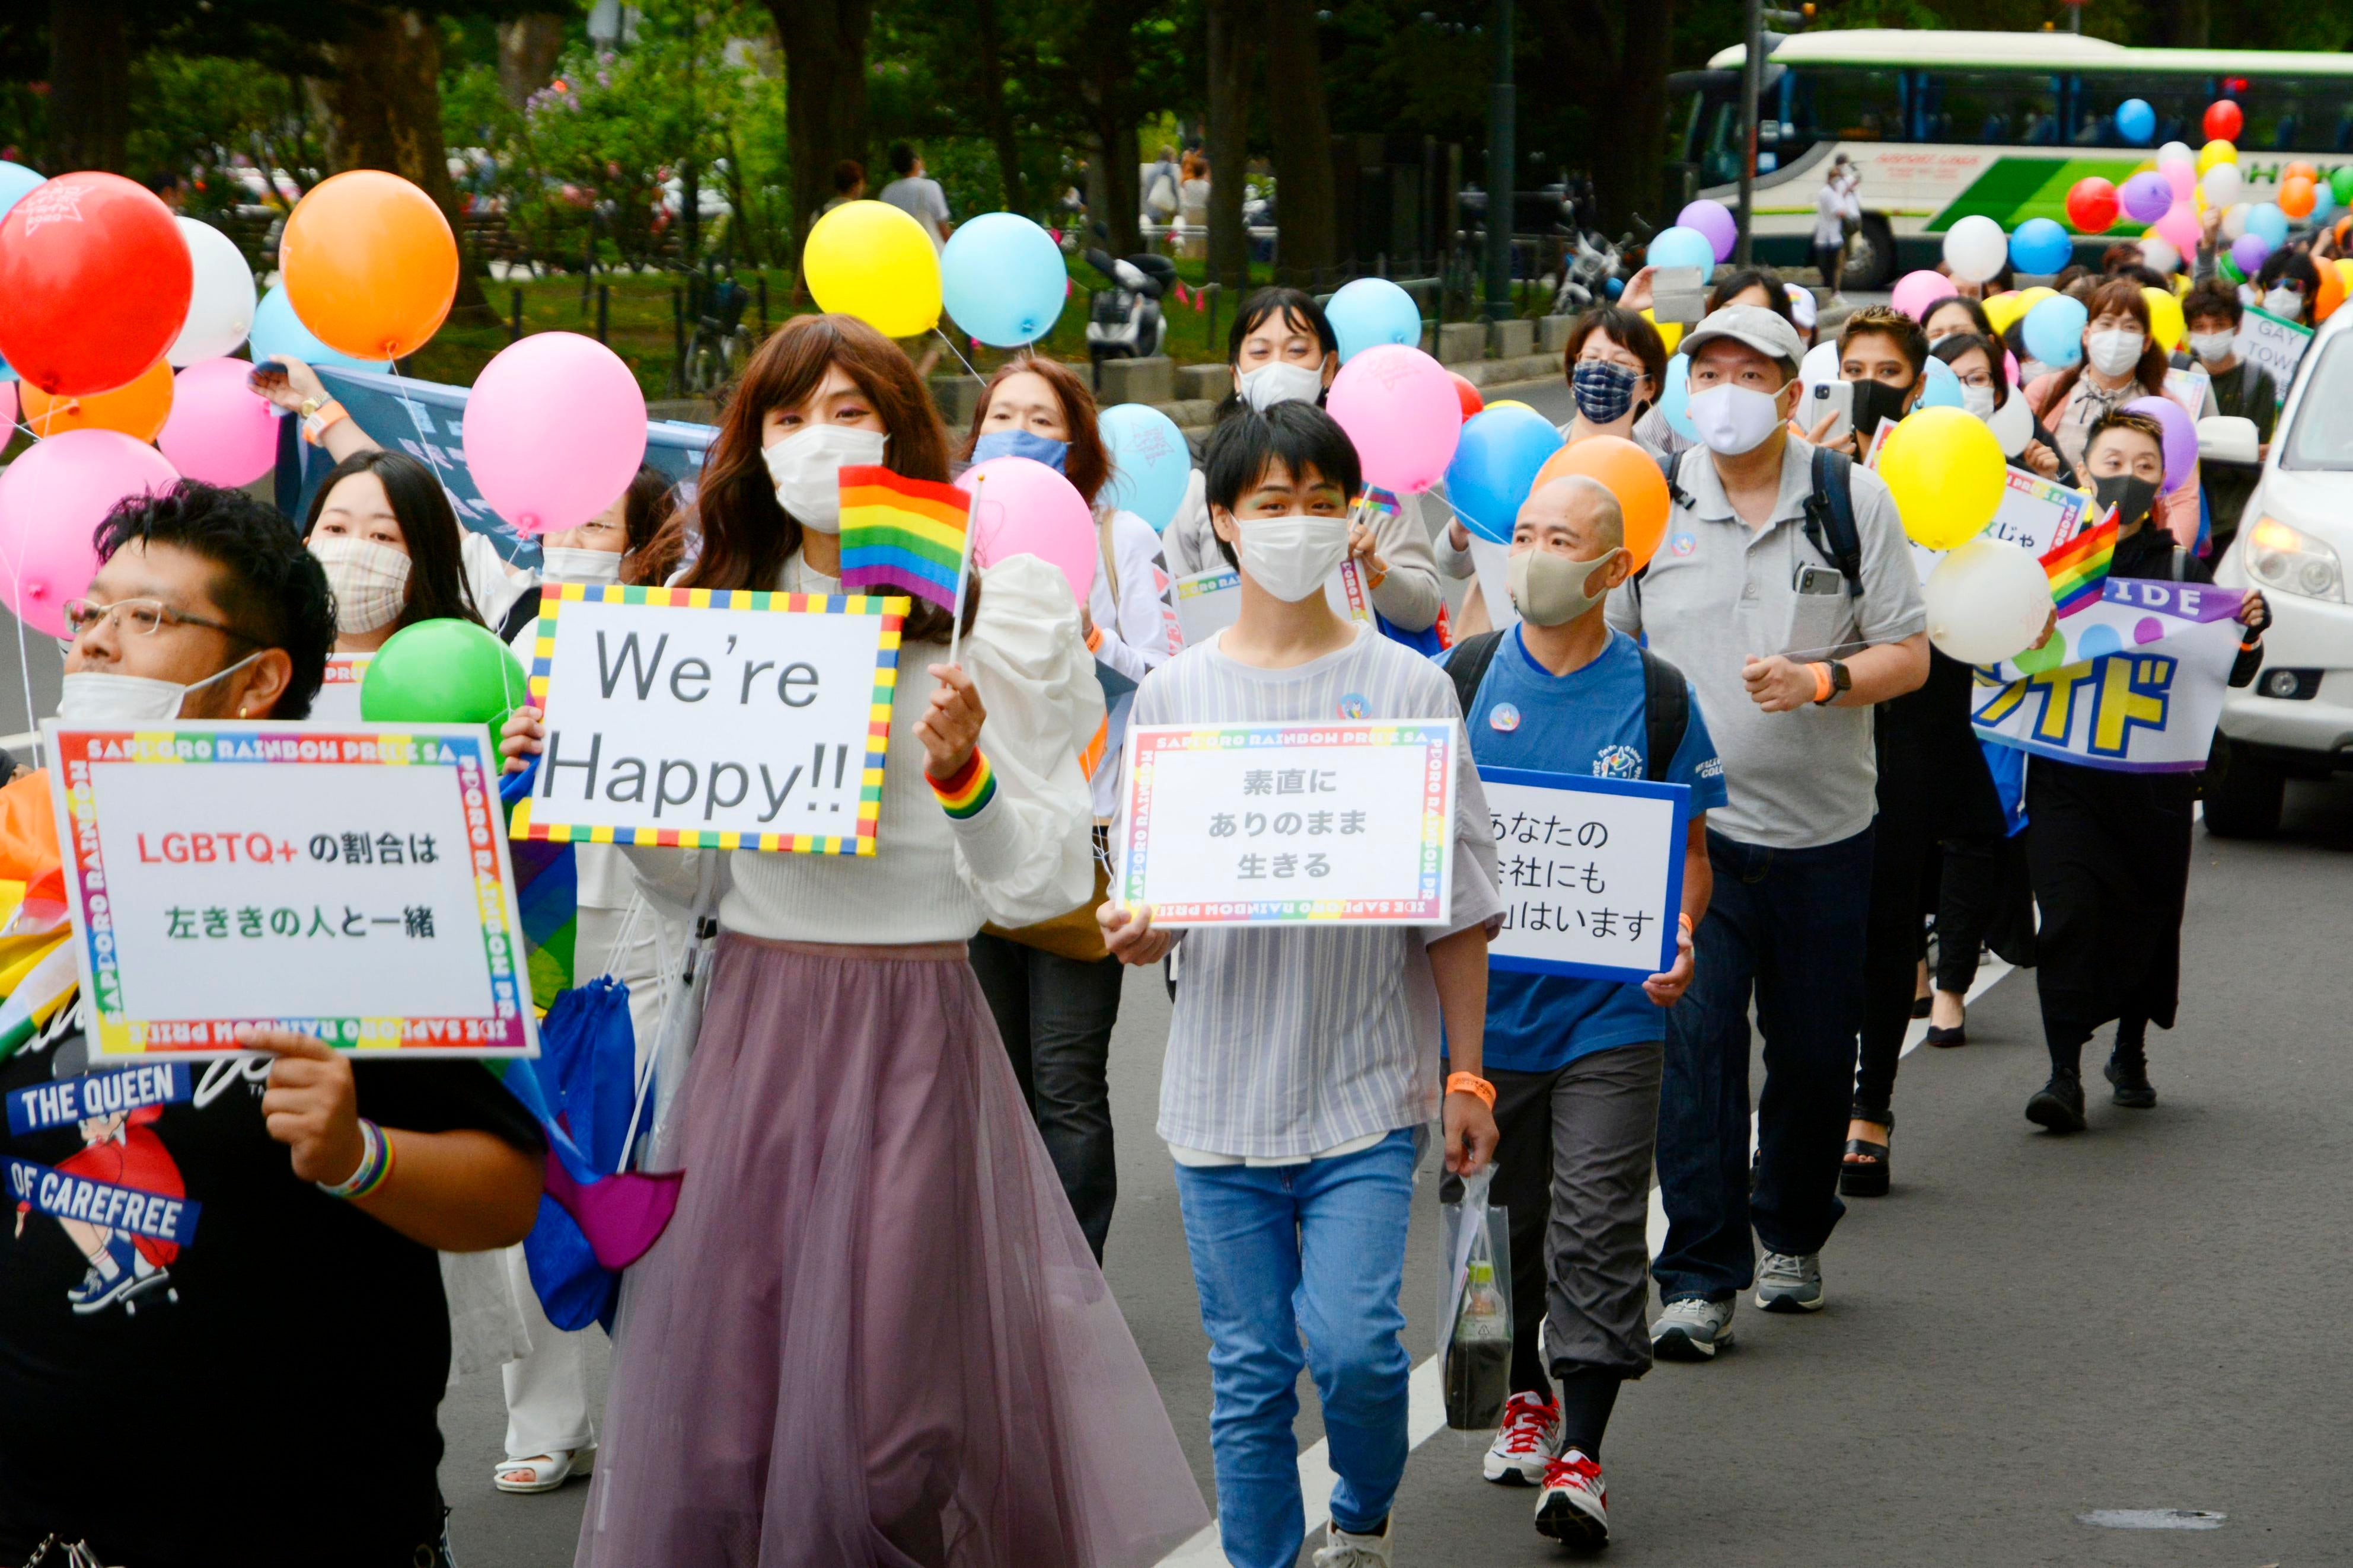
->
[838,465,971,612]
[2040,510,2118,618]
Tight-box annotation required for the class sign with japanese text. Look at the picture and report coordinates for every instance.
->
[308,654,371,724]
[1169,559,1372,650]
[42,723,535,1060]
[1910,468,2092,586]
[1117,721,1456,925]
[1480,767,1689,984]
[510,585,904,855]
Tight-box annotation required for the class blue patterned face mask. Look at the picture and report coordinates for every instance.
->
[1570,359,1642,424]
[973,427,1070,472]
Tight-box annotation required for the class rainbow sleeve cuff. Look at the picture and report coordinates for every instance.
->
[927,750,996,819]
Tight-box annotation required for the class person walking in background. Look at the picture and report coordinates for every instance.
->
[792,160,866,308]
[1179,148,1211,260]
[2024,279,2204,549]
[1145,144,1182,242]
[1812,154,1858,300]
[2177,285,2277,560]
[879,142,952,375]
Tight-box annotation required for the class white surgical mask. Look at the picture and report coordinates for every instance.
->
[1236,360,1326,411]
[1233,512,1350,602]
[763,424,889,533]
[2263,287,2303,319]
[538,547,624,586]
[1686,383,1786,456]
[310,536,412,635]
[2085,329,2145,377]
[58,651,262,725]
[2188,331,2236,365]
[1960,384,1997,421]
[1509,547,1625,627]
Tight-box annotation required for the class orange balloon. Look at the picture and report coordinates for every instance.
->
[2316,255,2345,322]
[19,359,175,443]
[279,170,457,361]
[1531,435,1670,570]
[2284,159,2320,183]
[2280,174,2317,219]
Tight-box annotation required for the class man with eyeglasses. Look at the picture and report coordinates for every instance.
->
[0,483,546,1568]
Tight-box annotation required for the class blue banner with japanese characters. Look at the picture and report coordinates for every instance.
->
[1479,767,1690,985]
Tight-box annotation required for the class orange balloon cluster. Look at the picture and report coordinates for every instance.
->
[279,170,458,362]
[2280,174,2317,219]
[18,359,175,442]
[1530,436,1670,571]
[2316,257,2346,323]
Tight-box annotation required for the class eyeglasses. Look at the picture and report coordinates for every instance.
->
[61,597,257,644]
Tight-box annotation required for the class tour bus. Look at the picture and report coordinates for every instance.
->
[1670,30,2353,287]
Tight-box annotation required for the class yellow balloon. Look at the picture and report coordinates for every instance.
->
[2196,138,2238,174]
[1641,308,1683,355]
[2336,257,2353,294]
[2142,285,2185,352]
[1981,291,2026,335]
[1878,407,2007,550]
[801,199,942,339]
[1487,399,1532,413]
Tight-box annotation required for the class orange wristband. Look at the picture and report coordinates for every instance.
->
[1678,912,1694,934]
[1445,1071,1496,1110]
[1810,662,1834,704]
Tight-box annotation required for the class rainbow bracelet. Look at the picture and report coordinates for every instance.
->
[927,749,996,819]
[317,1118,396,1201]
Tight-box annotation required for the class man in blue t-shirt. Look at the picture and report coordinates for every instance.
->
[1439,474,1722,1552]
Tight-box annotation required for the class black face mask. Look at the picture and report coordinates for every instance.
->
[2093,472,2160,529]
[1851,378,1913,442]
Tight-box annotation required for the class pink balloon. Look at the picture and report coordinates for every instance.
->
[956,455,1096,606]
[1325,344,1462,494]
[2153,200,2201,256]
[461,331,648,537]
[157,358,279,487]
[2162,159,2195,200]
[2005,349,2021,387]
[1890,270,1952,320]
[1,381,14,430]
[0,429,177,638]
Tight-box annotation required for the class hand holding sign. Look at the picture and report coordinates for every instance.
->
[247,1025,365,1186]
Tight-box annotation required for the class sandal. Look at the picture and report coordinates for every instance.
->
[495,1446,593,1494]
[1839,1113,1892,1199]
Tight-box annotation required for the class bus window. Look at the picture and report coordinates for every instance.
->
[1915,71,2060,146]
[1787,67,1906,146]
[2077,76,2208,148]
[1670,71,1749,189]
[2232,78,2353,154]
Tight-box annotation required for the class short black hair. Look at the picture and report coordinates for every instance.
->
[1227,287,1338,368]
[1707,267,1794,327]
[1201,403,1364,570]
[2182,285,2242,327]
[93,481,333,720]
[889,142,917,177]
[831,158,865,194]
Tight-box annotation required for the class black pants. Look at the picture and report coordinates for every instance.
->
[968,933,1123,1261]
[1812,241,1844,290]
[1935,830,2036,994]
[1853,777,1936,1125]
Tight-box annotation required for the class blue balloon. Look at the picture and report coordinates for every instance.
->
[2008,218,2073,276]
[249,285,393,376]
[1917,356,1965,409]
[2023,295,2088,368]
[940,212,1068,347]
[2116,98,2157,144]
[1647,225,1717,283]
[0,350,15,385]
[2245,202,2290,249]
[1443,405,1564,543]
[1326,277,1424,363]
[1660,352,1697,440]
[1604,275,1624,299]
[0,161,42,226]
[1098,403,1193,533]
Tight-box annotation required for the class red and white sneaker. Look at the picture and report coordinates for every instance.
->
[1533,1448,1609,1547]
[1481,1391,1561,1485]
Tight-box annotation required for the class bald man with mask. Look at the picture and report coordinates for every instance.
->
[1438,476,1723,1551]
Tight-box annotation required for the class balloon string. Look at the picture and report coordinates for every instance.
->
[930,327,983,381]
[385,358,524,571]
[3,536,40,772]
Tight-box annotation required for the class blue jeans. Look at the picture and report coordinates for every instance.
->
[1171,1128,1417,1568]
[1654,827,1874,1304]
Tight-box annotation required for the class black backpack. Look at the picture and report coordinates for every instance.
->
[1651,444,1864,598]
[1446,630,1691,785]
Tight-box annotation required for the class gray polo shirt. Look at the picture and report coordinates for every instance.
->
[1606,437,1925,851]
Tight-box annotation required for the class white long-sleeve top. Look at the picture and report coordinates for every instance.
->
[622,551,1104,943]
[1088,508,1181,819]
[1163,468,1444,632]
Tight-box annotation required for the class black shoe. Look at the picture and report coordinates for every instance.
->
[1911,994,1933,1018]
[1924,1023,1968,1048]
[2026,1071,2088,1133]
[2104,1052,2156,1109]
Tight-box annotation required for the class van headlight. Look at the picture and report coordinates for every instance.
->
[2245,517,2344,602]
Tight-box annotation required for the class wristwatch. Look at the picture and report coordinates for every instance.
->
[1815,659,1851,705]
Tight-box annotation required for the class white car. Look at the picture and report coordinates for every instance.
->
[2205,306,2353,836]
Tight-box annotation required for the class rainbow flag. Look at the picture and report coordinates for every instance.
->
[838,465,971,612]
[2040,512,2118,618]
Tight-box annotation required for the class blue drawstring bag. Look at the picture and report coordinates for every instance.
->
[515,975,645,1332]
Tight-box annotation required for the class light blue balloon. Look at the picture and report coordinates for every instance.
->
[0,350,14,385]
[1326,277,1424,363]
[939,212,1067,347]
[2116,98,2157,144]
[2023,295,2088,368]
[0,161,42,225]
[2008,217,2073,275]
[1918,356,1965,409]
[248,285,393,376]
[1443,405,1563,544]
[1661,352,1697,440]
[2310,183,2339,224]
[2245,202,2290,249]
[1647,225,1717,283]
[1099,403,1193,533]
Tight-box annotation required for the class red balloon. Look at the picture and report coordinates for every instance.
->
[2065,176,2120,235]
[2204,99,2243,142]
[0,173,192,397]
[1448,371,1484,423]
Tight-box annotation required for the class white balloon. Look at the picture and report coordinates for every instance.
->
[1942,214,2009,284]
[2202,163,2245,210]
[2157,139,2196,170]
[1799,339,1841,395]
[167,218,259,368]
[1986,384,2034,457]
[2138,235,2183,275]
[1924,536,2054,664]
[2220,201,2250,241]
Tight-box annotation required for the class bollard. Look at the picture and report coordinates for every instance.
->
[597,284,610,344]
[509,287,524,343]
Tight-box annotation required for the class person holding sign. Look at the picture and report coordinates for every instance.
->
[1099,403,1504,1568]
[2020,411,2269,1132]
[503,314,1206,1567]
[0,482,547,1568]
[1437,474,1718,1549]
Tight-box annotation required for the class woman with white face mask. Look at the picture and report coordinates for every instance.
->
[2023,277,2203,548]
[299,450,487,654]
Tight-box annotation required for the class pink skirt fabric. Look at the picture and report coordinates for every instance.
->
[574,935,1207,1568]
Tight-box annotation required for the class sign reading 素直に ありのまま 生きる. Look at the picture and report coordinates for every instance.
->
[1479,767,1691,986]
[1117,721,1456,925]
[42,723,534,1060]
[510,584,906,855]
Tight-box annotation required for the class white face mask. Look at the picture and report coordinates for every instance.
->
[1236,360,1327,411]
[2085,329,2145,377]
[538,547,624,586]
[310,536,412,636]
[1960,384,1997,421]
[763,424,890,533]
[1232,512,1351,603]
[2263,287,2302,319]
[2188,330,2236,365]
[58,651,263,725]
[1686,383,1787,456]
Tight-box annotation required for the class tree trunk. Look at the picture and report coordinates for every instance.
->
[763,0,875,269]
[1530,0,1672,237]
[496,14,568,110]
[1204,0,1254,293]
[974,0,1025,214]
[1264,0,1336,287]
[1092,117,1141,259]
[47,0,131,175]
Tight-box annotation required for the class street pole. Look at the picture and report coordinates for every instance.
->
[1736,0,1762,266]
[1484,0,1516,322]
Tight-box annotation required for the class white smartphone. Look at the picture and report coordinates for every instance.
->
[1805,379,1854,445]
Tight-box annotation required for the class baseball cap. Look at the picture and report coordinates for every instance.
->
[1783,282,1819,332]
[1681,304,1804,379]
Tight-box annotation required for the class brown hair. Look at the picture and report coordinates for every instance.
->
[959,355,1112,507]
[2085,408,2167,467]
[1560,305,1667,401]
[1838,304,1931,380]
[2032,278,2169,417]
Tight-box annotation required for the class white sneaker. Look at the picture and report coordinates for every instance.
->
[1533,1448,1610,1547]
[1649,1295,1736,1361]
[1311,1516,1394,1567]
[1481,1391,1561,1485]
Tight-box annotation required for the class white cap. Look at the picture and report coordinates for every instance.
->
[1784,282,1819,331]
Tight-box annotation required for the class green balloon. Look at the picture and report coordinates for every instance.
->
[2013,627,2068,674]
[361,618,528,739]
[2332,167,2353,207]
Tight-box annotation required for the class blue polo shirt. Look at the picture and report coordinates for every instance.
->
[1449,627,1729,1074]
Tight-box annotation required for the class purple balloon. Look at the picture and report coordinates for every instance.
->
[2231,232,2272,276]
[2119,170,2175,225]
[2123,395,2196,493]
[1677,199,1739,263]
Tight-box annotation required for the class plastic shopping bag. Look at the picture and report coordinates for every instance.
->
[1439,1164,1514,1432]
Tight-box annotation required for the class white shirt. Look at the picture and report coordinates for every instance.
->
[878,175,951,250]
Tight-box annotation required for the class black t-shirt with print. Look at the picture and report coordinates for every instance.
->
[0,999,544,1567]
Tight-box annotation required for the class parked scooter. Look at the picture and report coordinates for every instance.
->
[1084,247,1178,379]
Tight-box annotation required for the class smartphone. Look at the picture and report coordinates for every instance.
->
[1805,379,1854,445]
[1794,564,1845,596]
[1651,266,1708,325]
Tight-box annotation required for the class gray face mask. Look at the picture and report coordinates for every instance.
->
[1508,547,1625,627]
